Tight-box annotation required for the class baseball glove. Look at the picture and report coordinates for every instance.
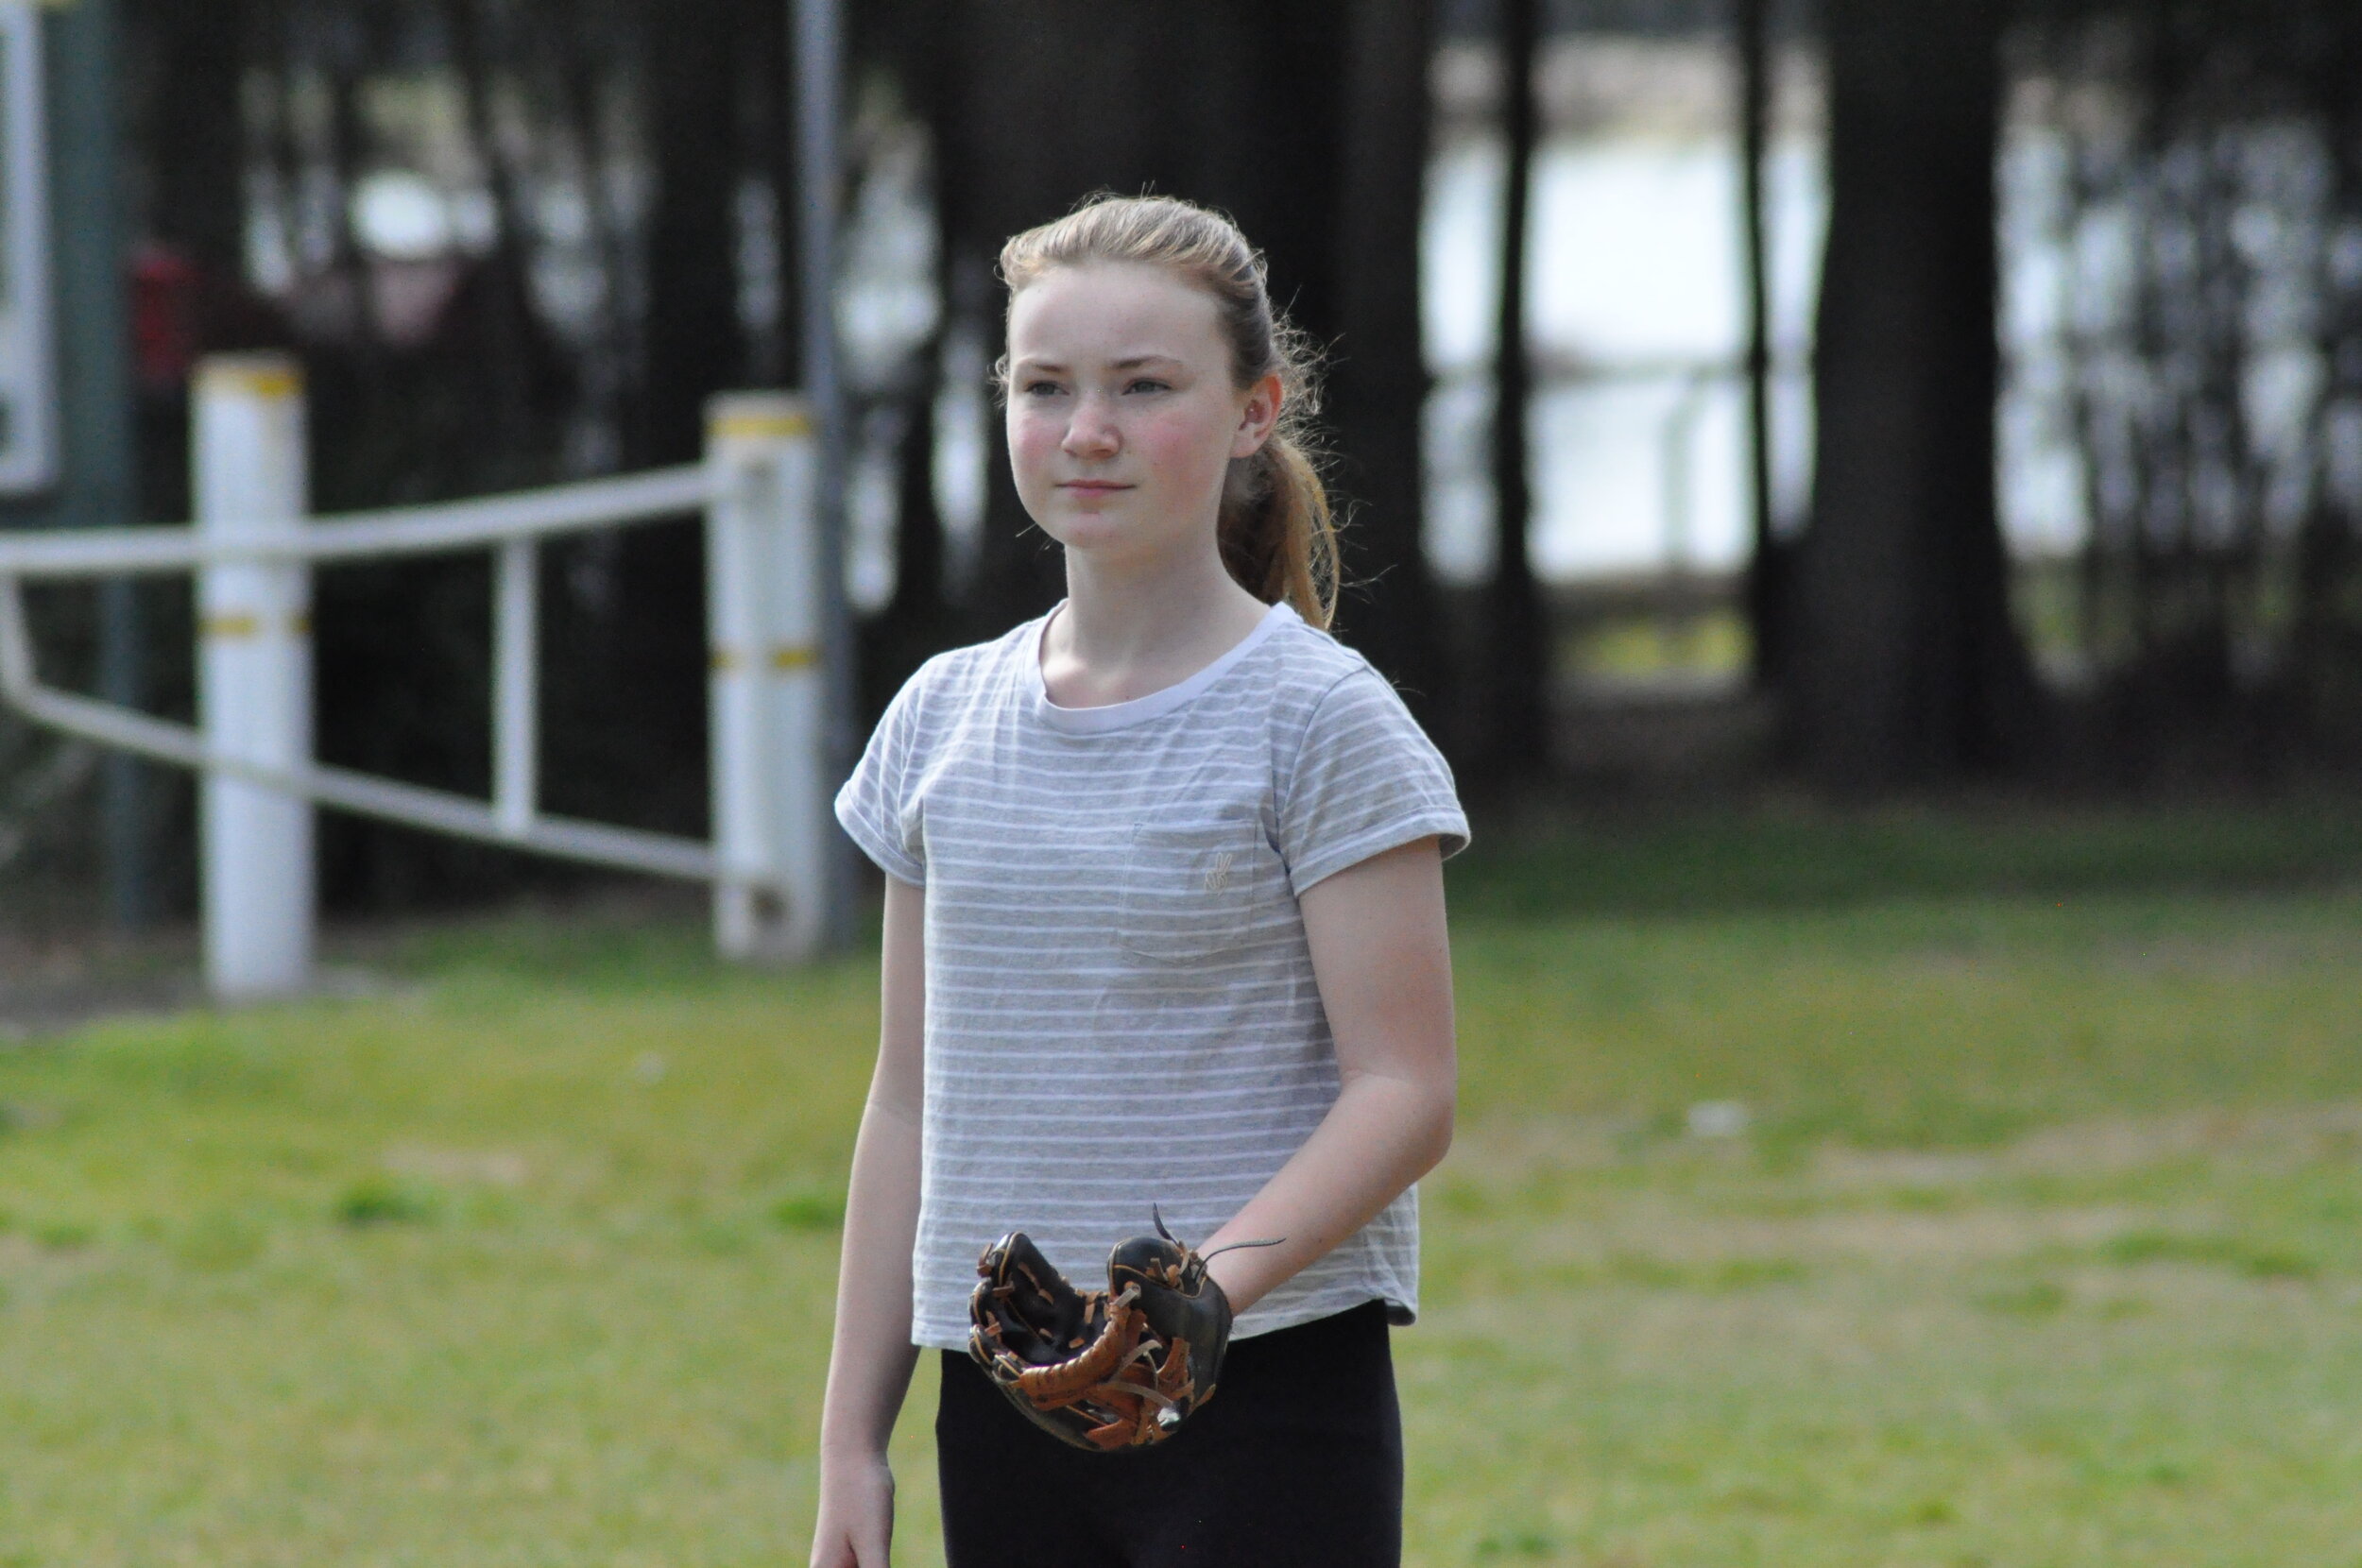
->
[967,1210,1277,1452]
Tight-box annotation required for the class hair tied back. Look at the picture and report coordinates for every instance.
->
[998,194,1339,631]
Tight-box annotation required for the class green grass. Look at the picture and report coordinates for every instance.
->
[1566,610,1752,689]
[3,808,2362,1564]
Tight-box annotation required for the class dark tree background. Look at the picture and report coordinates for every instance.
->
[2015,0,2362,781]
[1782,0,2037,788]
[916,0,1443,720]
[10,0,2360,920]
[94,0,1447,914]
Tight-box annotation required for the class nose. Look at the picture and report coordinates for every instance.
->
[1061,392,1120,459]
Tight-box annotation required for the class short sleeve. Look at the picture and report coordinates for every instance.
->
[833,663,931,886]
[1276,667,1470,896]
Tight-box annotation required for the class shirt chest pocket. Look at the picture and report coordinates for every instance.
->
[1119,820,1279,963]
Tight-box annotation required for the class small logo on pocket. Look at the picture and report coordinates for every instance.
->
[1205,851,1235,894]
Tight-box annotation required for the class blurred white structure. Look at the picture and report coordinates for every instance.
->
[706,393,828,961]
[0,0,57,496]
[0,360,837,997]
[196,355,314,997]
[1424,36,1828,588]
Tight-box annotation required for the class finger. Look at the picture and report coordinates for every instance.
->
[812,1516,881,1568]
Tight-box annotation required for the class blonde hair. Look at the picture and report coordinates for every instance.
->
[997,194,1339,629]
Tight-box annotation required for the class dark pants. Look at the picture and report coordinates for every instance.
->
[936,1300,1404,1568]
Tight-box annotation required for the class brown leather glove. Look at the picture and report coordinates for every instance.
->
[967,1210,1275,1452]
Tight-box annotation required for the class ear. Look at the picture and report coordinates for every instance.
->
[1231,371,1284,460]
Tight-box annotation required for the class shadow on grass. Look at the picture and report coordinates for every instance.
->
[1446,798,2362,921]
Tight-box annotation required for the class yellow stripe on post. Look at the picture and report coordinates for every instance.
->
[711,409,813,441]
[770,644,820,672]
[196,354,304,402]
[710,647,743,673]
[200,613,312,639]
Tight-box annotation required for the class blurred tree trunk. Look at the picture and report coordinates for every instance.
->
[852,0,960,721]
[1736,0,1786,687]
[322,8,385,364]
[132,0,248,271]
[1785,0,2033,788]
[127,0,250,531]
[438,0,540,457]
[861,0,965,719]
[1329,0,1446,724]
[614,0,748,831]
[929,0,1354,639]
[255,0,305,292]
[640,0,745,465]
[546,1,636,461]
[933,0,1181,630]
[751,0,803,387]
[1481,0,1545,775]
[2295,7,2362,753]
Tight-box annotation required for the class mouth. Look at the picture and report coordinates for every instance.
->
[1058,480,1133,494]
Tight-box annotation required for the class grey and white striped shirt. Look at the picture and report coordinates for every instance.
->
[835,601,1469,1348]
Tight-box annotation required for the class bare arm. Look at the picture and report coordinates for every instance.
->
[1202,837,1456,1312]
[810,875,927,1568]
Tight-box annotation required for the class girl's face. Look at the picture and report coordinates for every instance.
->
[1004,262,1280,570]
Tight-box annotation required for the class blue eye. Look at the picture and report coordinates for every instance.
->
[1125,378,1172,394]
[1022,380,1065,398]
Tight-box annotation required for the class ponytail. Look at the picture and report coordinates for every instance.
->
[1220,435,1337,629]
[999,195,1341,630]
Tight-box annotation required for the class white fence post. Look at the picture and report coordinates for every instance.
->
[196,352,314,998]
[491,538,538,839]
[705,392,824,962]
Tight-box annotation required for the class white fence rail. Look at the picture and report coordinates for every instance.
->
[0,352,832,997]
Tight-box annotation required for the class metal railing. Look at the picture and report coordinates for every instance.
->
[0,353,831,997]
[0,471,719,878]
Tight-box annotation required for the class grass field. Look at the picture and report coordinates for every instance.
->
[4,804,2362,1565]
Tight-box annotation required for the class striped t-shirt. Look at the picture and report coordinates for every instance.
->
[833,600,1469,1349]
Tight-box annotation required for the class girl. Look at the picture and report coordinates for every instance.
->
[813,194,1466,1568]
